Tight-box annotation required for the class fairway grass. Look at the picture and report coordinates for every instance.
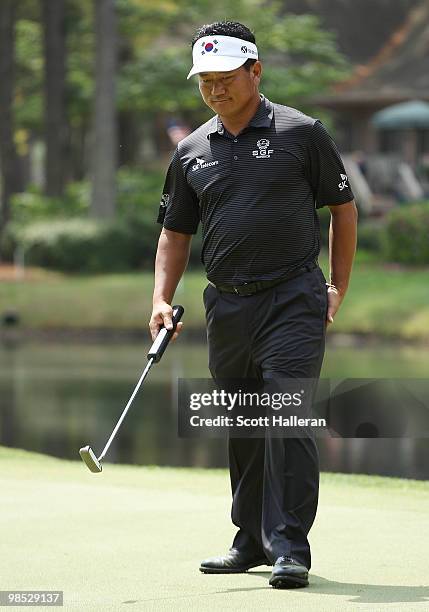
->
[1,446,428,611]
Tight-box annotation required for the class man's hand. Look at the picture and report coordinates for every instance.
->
[326,285,343,326]
[149,301,183,342]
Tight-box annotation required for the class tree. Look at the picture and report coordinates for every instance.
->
[91,0,117,218]
[42,0,68,197]
[117,0,349,119]
[0,0,22,246]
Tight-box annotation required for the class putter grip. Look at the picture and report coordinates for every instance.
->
[147,305,184,363]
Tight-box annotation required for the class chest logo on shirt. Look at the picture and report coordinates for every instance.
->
[252,138,273,159]
[192,157,219,171]
[338,173,349,191]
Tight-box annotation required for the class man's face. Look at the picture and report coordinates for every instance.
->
[197,62,262,117]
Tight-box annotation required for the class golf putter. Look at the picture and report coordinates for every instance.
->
[79,305,184,473]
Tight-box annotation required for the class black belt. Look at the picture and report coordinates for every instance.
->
[208,261,317,296]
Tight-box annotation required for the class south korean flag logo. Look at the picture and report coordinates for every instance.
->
[201,39,219,55]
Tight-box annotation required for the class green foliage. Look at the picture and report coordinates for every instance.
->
[10,184,89,224]
[357,220,384,253]
[65,0,95,122]
[382,201,429,265]
[10,168,163,224]
[14,0,349,130]
[316,206,331,248]
[117,2,348,114]
[7,1,349,270]
[4,168,202,273]
[6,213,201,274]
[15,19,43,129]
[7,217,152,273]
[116,167,166,214]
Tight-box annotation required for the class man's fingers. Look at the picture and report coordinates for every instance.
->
[164,314,173,329]
[149,315,163,341]
[149,305,172,340]
[326,286,342,327]
[149,307,183,341]
[171,321,183,341]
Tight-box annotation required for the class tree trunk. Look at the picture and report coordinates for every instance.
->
[91,0,117,218]
[0,0,21,241]
[42,0,68,197]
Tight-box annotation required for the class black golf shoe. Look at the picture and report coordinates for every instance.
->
[269,556,309,588]
[199,548,271,574]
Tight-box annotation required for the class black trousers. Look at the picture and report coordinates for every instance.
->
[203,266,328,570]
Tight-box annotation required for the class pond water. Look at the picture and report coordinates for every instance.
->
[0,336,428,479]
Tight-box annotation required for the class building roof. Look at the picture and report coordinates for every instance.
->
[312,1,429,107]
[285,0,420,65]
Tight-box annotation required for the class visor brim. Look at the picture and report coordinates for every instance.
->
[187,56,248,80]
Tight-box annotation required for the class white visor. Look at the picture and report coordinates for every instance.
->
[187,35,258,79]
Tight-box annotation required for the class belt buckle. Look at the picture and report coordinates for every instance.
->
[234,282,252,296]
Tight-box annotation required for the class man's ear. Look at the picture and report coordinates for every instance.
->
[252,60,262,83]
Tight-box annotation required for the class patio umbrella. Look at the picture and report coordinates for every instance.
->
[372,100,429,129]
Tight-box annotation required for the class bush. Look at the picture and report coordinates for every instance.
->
[382,201,429,264]
[317,207,385,254]
[10,184,89,224]
[357,220,383,253]
[317,206,331,248]
[4,214,202,273]
[6,217,158,272]
[2,168,209,272]
[10,168,165,225]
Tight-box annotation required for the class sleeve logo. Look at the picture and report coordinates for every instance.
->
[338,173,349,191]
[160,193,170,207]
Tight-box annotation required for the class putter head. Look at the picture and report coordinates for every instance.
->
[79,446,102,473]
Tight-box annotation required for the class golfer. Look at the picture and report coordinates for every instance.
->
[150,21,357,589]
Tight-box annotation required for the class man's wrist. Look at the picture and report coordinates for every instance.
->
[326,281,347,297]
[153,295,171,306]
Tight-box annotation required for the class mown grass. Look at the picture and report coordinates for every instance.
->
[1,446,429,611]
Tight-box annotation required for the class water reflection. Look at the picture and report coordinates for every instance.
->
[0,336,428,478]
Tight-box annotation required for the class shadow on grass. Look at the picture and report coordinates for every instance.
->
[239,571,429,604]
[122,572,429,605]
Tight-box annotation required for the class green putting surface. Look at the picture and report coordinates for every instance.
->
[1,446,429,611]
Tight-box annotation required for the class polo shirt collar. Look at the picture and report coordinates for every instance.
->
[207,94,274,138]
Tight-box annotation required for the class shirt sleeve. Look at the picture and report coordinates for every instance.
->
[156,147,200,234]
[307,120,355,209]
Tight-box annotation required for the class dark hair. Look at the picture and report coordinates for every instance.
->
[191,21,257,71]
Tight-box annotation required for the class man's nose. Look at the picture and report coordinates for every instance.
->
[211,80,226,96]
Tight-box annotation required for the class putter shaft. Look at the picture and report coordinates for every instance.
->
[98,357,154,462]
[79,305,184,472]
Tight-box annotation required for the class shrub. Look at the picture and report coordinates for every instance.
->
[10,168,166,225]
[357,220,383,252]
[2,168,212,272]
[10,184,89,224]
[316,206,331,248]
[7,218,157,272]
[382,201,429,264]
[5,215,202,273]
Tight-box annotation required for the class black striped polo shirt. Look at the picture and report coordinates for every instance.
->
[157,95,354,286]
